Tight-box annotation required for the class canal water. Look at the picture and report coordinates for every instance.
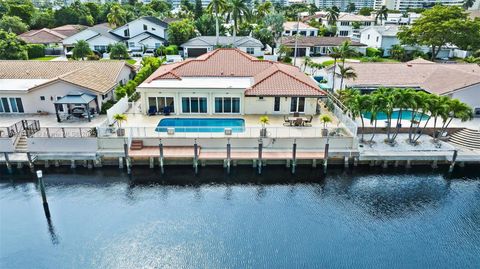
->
[1,166,479,268]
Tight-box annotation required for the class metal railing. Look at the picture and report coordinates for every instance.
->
[325,92,358,137]
[32,127,97,138]
[0,120,40,138]
[97,126,349,139]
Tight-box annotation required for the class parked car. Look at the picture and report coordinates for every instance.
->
[143,49,155,57]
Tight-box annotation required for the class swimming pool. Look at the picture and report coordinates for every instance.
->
[363,110,428,121]
[156,118,245,133]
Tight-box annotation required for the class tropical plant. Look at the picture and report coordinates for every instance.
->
[390,44,406,61]
[72,40,92,60]
[329,46,342,91]
[319,114,332,130]
[338,64,356,89]
[326,6,339,25]
[207,0,228,46]
[226,0,250,43]
[346,3,356,13]
[255,1,273,20]
[0,29,27,60]
[338,40,356,65]
[263,12,285,53]
[0,15,28,34]
[107,4,127,28]
[109,42,129,59]
[259,115,270,128]
[375,5,388,25]
[463,56,480,64]
[167,18,196,46]
[113,113,127,128]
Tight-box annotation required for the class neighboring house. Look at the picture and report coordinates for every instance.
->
[62,17,168,55]
[359,25,459,58]
[137,48,325,116]
[0,61,134,114]
[279,36,367,57]
[19,25,87,55]
[326,59,480,116]
[322,13,375,38]
[109,16,168,52]
[382,12,421,25]
[62,23,123,55]
[181,36,264,57]
[283,22,319,37]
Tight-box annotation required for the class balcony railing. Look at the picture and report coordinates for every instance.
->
[32,127,97,138]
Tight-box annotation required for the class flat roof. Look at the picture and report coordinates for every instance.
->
[140,77,253,89]
[0,79,50,91]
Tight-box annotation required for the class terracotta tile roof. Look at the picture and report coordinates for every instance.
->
[144,48,325,97]
[51,24,88,37]
[0,61,133,94]
[19,28,66,44]
[340,61,480,95]
[280,36,366,48]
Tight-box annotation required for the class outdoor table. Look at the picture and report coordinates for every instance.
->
[287,117,308,126]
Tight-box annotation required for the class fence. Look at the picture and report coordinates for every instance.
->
[106,96,129,125]
[32,127,97,138]
[0,120,40,138]
[325,92,358,137]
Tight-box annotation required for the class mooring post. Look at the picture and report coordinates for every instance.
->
[4,152,12,173]
[448,150,458,173]
[26,152,34,171]
[36,170,51,219]
[159,139,164,174]
[258,138,263,175]
[123,140,130,174]
[193,139,198,175]
[323,138,329,174]
[292,139,297,174]
[226,138,231,174]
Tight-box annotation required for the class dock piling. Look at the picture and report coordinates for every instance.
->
[226,139,231,174]
[448,150,458,173]
[159,139,164,174]
[292,139,297,174]
[323,139,329,174]
[4,152,12,173]
[70,160,76,169]
[193,139,198,175]
[26,152,34,171]
[258,139,263,175]
[123,141,131,174]
[344,157,349,168]
[36,170,51,219]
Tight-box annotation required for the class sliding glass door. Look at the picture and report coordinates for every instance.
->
[0,97,24,113]
[182,97,207,113]
[148,97,175,113]
[214,97,240,113]
[290,97,305,113]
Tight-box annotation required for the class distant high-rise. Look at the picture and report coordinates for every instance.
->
[314,0,375,11]
[373,0,465,11]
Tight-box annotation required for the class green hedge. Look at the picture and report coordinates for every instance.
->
[156,45,178,56]
[27,44,45,59]
[115,57,162,100]
[366,47,382,57]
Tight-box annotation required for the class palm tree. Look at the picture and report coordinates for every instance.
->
[226,0,250,45]
[207,0,228,46]
[303,56,312,72]
[338,65,356,89]
[329,47,342,91]
[437,98,473,140]
[373,88,395,142]
[375,6,388,25]
[255,1,273,20]
[107,4,127,28]
[326,6,339,25]
[368,93,383,143]
[338,40,356,65]
[72,40,91,60]
[428,95,450,143]
[407,90,430,144]
[390,89,415,142]
[463,0,475,9]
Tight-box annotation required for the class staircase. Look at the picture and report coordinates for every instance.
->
[448,128,480,150]
[15,134,28,153]
[130,140,144,150]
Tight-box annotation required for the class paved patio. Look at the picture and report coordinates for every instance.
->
[0,114,107,128]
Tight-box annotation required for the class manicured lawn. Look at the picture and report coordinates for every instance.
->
[30,56,57,61]
[321,60,335,66]
[126,59,137,65]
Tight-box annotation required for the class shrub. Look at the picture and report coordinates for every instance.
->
[366,47,382,57]
[128,92,140,102]
[87,53,100,60]
[115,86,127,100]
[124,80,137,96]
[100,99,116,114]
[27,44,45,59]
[156,45,178,56]
[282,56,292,64]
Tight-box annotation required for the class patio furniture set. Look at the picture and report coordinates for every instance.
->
[283,113,314,127]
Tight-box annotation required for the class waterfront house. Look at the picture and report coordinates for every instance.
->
[0,61,133,115]
[181,36,264,57]
[282,22,319,37]
[321,13,375,38]
[62,17,168,56]
[326,59,480,116]
[278,36,367,57]
[137,48,326,115]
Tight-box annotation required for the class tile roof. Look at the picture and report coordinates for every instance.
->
[19,28,66,44]
[338,13,375,22]
[51,24,87,37]
[0,61,133,94]
[339,61,480,95]
[283,21,318,31]
[143,48,325,97]
[181,36,263,47]
[280,36,366,47]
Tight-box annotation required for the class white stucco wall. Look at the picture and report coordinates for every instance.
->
[0,138,15,152]
[62,29,97,46]
[244,97,318,115]
[448,84,480,112]
[112,18,167,40]
[28,138,98,153]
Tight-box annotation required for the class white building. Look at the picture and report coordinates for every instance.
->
[137,49,325,116]
[279,36,367,57]
[314,0,375,10]
[382,12,421,25]
[0,61,133,115]
[283,22,319,37]
[181,36,264,57]
[374,0,465,11]
[62,17,168,55]
[321,13,375,38]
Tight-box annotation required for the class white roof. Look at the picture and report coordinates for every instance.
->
[139,77,253,89]
[0,79,50,91]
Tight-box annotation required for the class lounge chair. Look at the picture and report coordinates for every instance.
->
[148,106,157,116]
[162,106,171,116]
[304,115,313,126]
[283,115,291,126]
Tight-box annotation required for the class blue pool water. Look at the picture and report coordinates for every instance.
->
[156,118,245,133]
[363,110,428,121]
